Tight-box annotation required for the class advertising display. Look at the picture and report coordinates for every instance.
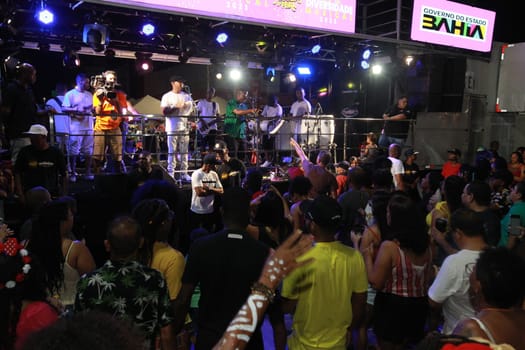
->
[88,0,356,35]
[411,0,495,52]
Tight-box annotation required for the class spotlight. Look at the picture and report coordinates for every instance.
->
[216,33,228,45]
[82,24,109,52]
[215,72,223,80]
[135,52,153,73]
[362,48,372,60]
[360,60,370,70]
[63,47,80,68]
[371,64,383,75]
[141,23,155,36]
[287,73,296,83]
[311,44,321,54]
[404,55,415,66]
[256,41,268,53]
[37,8,54,25]
[229,68,242,81]
[265,67,276,82]
[297,66,311,76]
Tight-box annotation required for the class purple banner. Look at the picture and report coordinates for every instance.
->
[92,0,356,35]
[411,0,495,52]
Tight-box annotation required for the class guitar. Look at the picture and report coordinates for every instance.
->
[197,117,220,136]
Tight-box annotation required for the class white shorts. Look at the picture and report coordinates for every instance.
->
[69,130,94,156]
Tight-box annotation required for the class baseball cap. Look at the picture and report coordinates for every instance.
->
[405,149,419,157]
[203,153,221,165]
[24,124,48,136]
[302,195,342,229]
[447,148,461,157]
[169,75,186,83]
[335,161,350,171]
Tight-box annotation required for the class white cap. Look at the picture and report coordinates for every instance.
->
[24,124,48,136]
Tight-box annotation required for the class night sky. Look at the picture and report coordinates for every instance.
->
[475,1,524,44]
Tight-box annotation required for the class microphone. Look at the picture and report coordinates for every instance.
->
[315,102,323,114]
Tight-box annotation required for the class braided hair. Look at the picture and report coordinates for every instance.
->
[131,199,174,266]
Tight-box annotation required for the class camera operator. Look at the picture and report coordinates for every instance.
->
[92,70,136,174]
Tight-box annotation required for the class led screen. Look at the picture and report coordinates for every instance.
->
[87,0,356,35]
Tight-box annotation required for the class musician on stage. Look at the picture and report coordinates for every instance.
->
[260,94,283,167]
[160,75,193,182]
[196,87,220,152]
[224,88,258,161]
[290,87,312,143]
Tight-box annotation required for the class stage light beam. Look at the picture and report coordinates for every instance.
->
[37,9,54,25]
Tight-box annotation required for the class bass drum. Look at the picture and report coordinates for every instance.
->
[275,121,293,151]
[318,115,335,149]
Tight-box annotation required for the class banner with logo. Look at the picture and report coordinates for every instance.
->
[411,0,495,52]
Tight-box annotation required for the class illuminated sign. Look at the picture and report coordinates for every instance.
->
[411,0,495,52]
[87,0,356,35]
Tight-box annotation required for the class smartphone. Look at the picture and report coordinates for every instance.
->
[510,214,521,236]
[435,218,448,233]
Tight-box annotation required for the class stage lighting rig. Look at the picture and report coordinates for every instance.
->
[82,23,110,52]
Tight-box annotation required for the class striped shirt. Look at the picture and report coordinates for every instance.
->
[383,246,431,298]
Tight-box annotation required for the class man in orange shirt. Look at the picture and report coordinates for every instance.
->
[92,70,131,174]
[442,148,462,179]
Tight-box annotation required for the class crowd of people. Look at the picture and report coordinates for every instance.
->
[3,63,525,350]
[2,124,525,350]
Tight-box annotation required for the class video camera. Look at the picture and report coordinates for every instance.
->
[90,74,117,99]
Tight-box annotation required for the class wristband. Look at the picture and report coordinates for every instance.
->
[251,282,275,302]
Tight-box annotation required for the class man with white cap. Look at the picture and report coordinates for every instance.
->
[14,124,67,201]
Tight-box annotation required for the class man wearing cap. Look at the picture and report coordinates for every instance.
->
[335,161,350,197]
[224,88,258,161]
[14,124,67,201]
[442,148,462,179]
[214,140,246,189]
[189,152,224,234]
[161,75,193,182]
[282,195,367,350]
[403,148,420,200]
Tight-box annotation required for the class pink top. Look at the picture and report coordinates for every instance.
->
[15,301,59,350]
[383,246,431,298]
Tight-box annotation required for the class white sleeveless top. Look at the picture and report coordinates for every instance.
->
[59,241,81,306]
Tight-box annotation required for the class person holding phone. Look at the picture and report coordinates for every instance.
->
[498,182,525,249]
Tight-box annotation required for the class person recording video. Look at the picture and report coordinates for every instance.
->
[92,70,136,174]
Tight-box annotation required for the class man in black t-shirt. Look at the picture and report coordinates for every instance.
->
[172,188,269,350]
[14,124,68,201]
[214,140,246,189]
[378,95,413,148]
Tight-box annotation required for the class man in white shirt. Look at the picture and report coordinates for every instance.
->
[388,143,405,191]
[62,73,94,181]
[260,94,283,167]
[190,152,224,234]
[160,75,193,182]
[290,87,312,143]
[196,87,220,152]
[428,208,488,334]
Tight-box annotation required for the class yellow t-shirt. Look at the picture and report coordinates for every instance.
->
[426,201,450,228]
[282,241,368,350]
[151,241,185,300]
